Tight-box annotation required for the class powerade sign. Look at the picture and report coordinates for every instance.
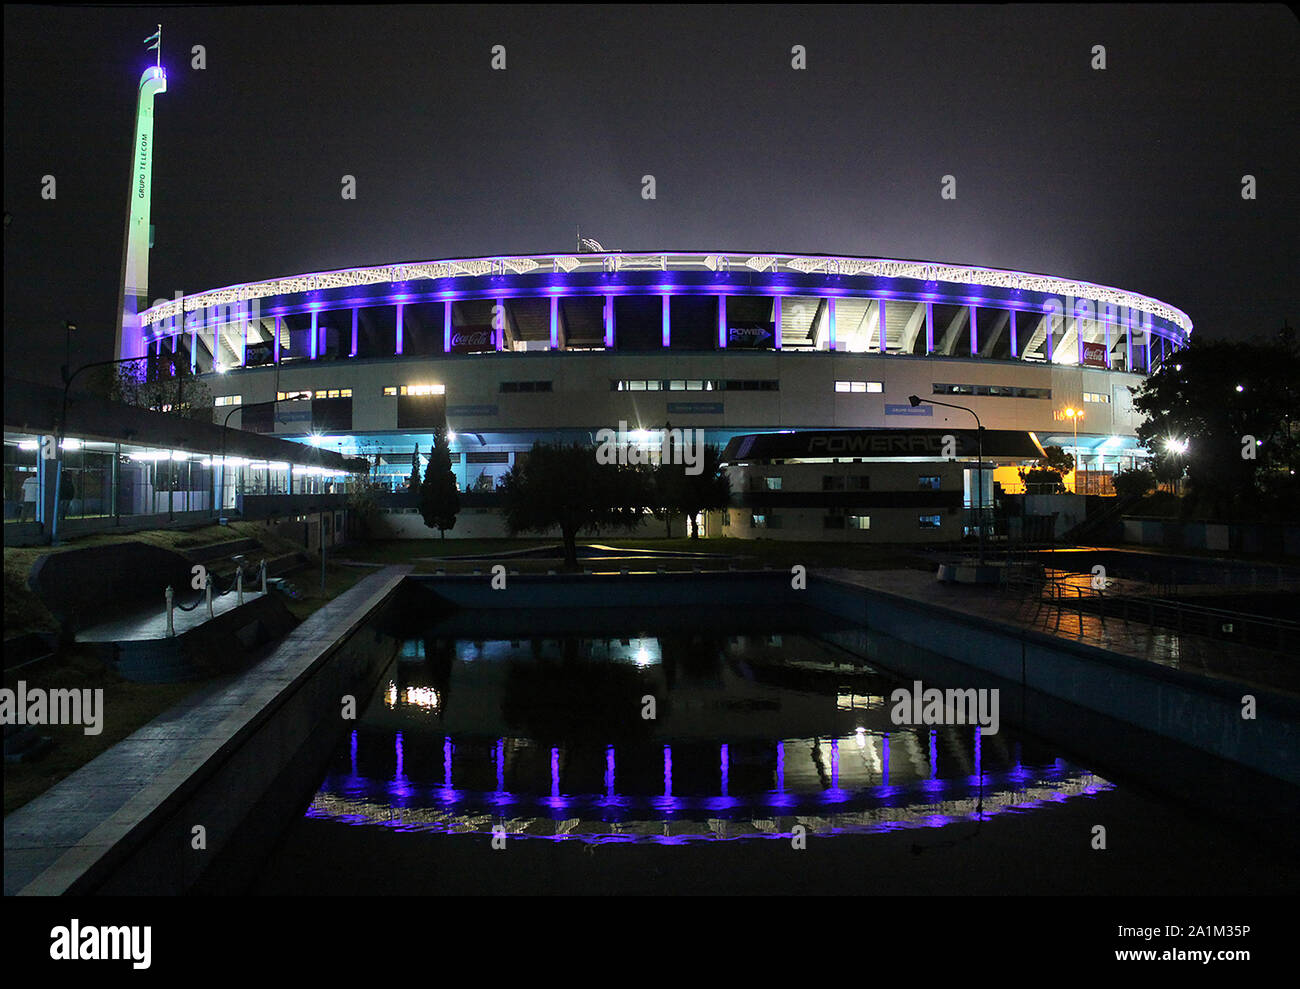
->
[726,322,775,349]
[449,325,496,353]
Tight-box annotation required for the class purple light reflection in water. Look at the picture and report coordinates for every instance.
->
[720,743,729,797]
[443,737,453,786]
[496,738,504,792]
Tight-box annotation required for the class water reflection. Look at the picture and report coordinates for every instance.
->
[306,631,1110,843]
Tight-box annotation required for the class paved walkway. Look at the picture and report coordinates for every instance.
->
[5,565,410,896]
[819,568,1300,696]
[75,590,267,643]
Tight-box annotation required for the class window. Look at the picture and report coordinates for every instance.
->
[383,386,397,396]
[214,395,242,407]
[1083,392,1110,403]
[611,379,666,391]
[751,513,766,528]
[400,384,445,396]
[933,383,1051,400]
[835,380,883,393]
[848,515,871,530]
[277,390,312,401]
[918,514,942,529]
[918,475,941,490]
[763,476,782,491]
[823,475,869,491]
[500,381,553,393]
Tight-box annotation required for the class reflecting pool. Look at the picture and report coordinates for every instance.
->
[304,620,1110,844]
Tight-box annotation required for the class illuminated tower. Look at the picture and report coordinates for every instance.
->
[114,26,167,360]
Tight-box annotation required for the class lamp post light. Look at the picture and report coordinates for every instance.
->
[909,395,984,564]
[216,395,309,517]
[63,321,77,379]
[1064,407,1083,492]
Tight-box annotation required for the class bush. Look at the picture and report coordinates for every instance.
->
[1113,467,1156,500]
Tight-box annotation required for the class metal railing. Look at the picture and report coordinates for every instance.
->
[999,567,1296,652]
[165,559,266,636]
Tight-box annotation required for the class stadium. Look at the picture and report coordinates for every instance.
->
[130,250,1192,540]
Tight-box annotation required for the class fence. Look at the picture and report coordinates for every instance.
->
[999,566,1296,653]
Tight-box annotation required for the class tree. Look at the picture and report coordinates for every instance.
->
[419,427,460,538]
[86,354,214,421]
[407,445,421,493]
[655,443,731,538]
[1018,445,1074,494]
[1131,329,1300,520]
[499,442,649,569]
[1112,466,1155,500]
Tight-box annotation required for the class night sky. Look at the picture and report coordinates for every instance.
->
[4,4,1297,384]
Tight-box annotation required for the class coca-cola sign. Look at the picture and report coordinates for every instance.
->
[1082,342,1108,368]
[450,325,496,353]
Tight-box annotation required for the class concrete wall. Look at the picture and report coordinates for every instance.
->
[1123,517,1300,558]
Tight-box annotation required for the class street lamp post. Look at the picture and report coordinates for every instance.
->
[1064,407,1083,492]
[216,395,309,517]
[909,395,985,564]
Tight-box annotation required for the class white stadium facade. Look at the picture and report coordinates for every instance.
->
[129,250,1192,541]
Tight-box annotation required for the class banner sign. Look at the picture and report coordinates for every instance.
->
[667,402,723,414]
[726,322,775,349]
[885,404,933,416]
[449,325,496,353]
[1082,342,1108,368]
